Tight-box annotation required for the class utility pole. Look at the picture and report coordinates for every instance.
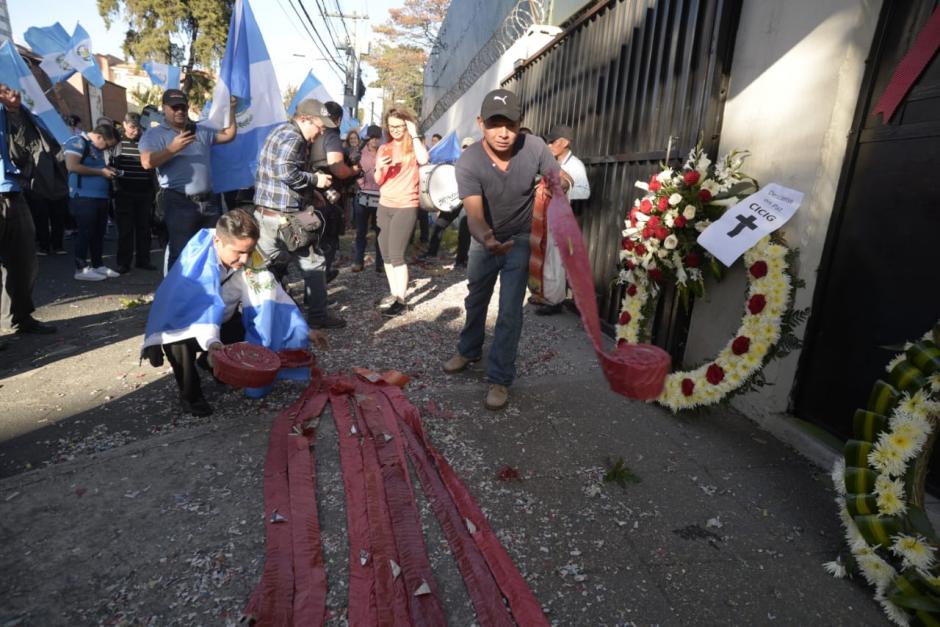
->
[324,10,369,118]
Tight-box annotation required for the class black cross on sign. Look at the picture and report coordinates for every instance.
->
[727,214,759,237]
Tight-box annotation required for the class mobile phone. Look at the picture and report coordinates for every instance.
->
[184,120,197,135]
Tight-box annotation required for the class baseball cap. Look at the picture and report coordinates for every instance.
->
[295,99,338,128]
[546,124,574,144]
[162,89,188,106]
[480,89,521,123]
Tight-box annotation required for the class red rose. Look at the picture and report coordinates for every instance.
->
[641,227,652,239]
[647,215,661,228]
[618,311,631,325]
[699,189,712,202]
[685,251,701,267]
[627,284,637,296]
[649,176,661,192]
[654,226,669,241]
[657,196,670,210]
[749,260,768,279]
[706,364,724,385]
[748,294,767,315]
[649,268,664,282]
[634,243,647,256]
[674,216,687,228]
[617,337,627,346]
[621,237,634,251]
[625,260,635,269]
[628,208,638,224]
[639,199,652,214]
[681,378,695,396]
[683,170,701,186]
[731,336,751,355]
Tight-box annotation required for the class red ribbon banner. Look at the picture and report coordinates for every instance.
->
[871,5,940,123]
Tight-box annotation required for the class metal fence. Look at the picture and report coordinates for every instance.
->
[503,0,741,353]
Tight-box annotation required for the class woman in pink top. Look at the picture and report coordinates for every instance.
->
[374,108,429,317]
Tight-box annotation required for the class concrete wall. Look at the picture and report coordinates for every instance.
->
[422,0,520,114]
[424,25,562,141]
[683,0,883,419]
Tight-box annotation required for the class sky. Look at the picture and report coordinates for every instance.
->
[8,0,400,120]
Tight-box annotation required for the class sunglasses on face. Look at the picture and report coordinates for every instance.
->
[168,104,187,112]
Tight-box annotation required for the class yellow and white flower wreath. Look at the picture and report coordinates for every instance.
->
[615,236,791,411]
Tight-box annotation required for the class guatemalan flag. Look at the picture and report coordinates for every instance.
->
[143,229,311,397]
[142,60,181,90]
[205,0,286,193]
[0,41,71,144]
[287,69,334,115]
[23,22,105,88]
[428,130,461,164]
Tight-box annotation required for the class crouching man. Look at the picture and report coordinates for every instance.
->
[141,209,325,416]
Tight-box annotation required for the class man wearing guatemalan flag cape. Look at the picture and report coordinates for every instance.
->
[141,211,314,416]
[203,0,286,194]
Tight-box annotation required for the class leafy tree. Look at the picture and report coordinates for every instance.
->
[128,84,163,110]
[97,0,234,99]
[370,0,449,114]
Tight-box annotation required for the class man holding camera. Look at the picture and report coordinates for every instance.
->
[253,99,346,329]
[307,101,359,280]
[139,89,237,271]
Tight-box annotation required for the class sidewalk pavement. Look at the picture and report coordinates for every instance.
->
[0,237,888,625]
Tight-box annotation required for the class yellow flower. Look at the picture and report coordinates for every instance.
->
[856,552,897,593]
[874,476,907,515]
[891,533,937,571]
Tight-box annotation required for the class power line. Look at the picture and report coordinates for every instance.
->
[291,0,346,74]
[332,0,352,44]
[276,0,344,81]
[312,0,344,50]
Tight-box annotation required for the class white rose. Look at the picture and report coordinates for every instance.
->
[663,234,678,250]
[657,168,674,183]
[664,214,675,228]
[683,205,696,220]
[657,248,669,258]
[694,219,711,233]
[668,193,682,206]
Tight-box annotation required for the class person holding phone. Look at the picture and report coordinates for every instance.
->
[139,89,237,271]
[374,107,429,317]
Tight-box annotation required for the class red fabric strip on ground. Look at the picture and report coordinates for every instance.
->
[395,405,515,626]
[243,392,309,624]
[380,385,550,626]
[356,383,447,626]
[329,384,379,626]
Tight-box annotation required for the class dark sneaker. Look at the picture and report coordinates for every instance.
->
[181,396,213,417]
[136,263,158,271]
[381,300,407,318]
[36,248,49,257]
[351,263,364,272]
[15,318,57,335]
[484,384,509,410]
[534,303,564,316]
[442,354,480,374]
[116,265,131,275]
[326,269,339,283]
[309,312,347,329]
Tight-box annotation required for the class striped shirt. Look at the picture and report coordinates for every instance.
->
[112,138,154,193]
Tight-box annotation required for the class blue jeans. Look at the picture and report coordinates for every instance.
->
[353,196,382,266]
[69,196,108,269]
[457,233,531,386]
[160,189,220,271]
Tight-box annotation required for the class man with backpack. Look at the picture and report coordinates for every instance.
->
[63,123,120,281]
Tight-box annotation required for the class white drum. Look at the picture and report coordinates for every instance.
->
[419,164,461,213]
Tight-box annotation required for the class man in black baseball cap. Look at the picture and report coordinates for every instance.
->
[161,88,188,107]
[441,88,560,411]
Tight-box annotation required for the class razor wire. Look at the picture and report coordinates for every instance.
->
[420,0,546,130]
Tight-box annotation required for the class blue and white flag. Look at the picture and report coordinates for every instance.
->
[142,60,181,90]
[143,229,310,397]
[287,69,334,115]
[339,115,360,137]
[0,41,71,144]
[24,22,105,88]
[205,0,286,193]
[428,130,461,164]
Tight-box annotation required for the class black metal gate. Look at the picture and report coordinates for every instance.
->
[503,0,741,354]
[794,1,940,471]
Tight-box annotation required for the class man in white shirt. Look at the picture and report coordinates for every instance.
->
[536,124,592,315]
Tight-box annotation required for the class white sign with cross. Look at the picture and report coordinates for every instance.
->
[696,183,804,267]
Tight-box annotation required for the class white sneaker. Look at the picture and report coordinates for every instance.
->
[75,267,106,281]
[93,266,120,278]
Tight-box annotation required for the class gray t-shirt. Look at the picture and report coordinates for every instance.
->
[455,134,559,240]
[139,121,217,195]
